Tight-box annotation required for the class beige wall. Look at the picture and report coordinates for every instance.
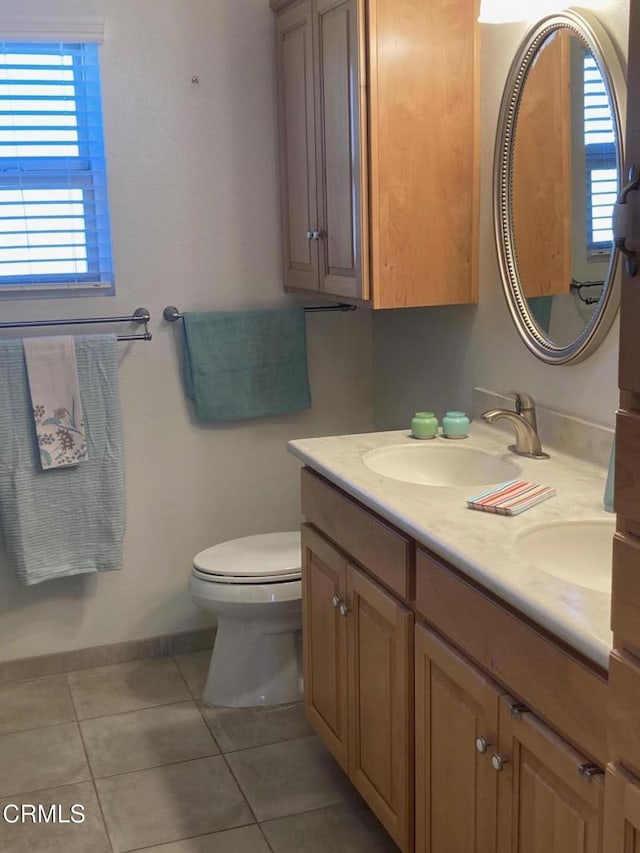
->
[374,0,629,432]
[0,0,374,662]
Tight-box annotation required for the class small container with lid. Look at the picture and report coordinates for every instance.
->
[411,412,438,440]
[442,411,470,439]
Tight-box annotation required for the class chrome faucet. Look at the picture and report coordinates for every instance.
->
[482,392,549,459]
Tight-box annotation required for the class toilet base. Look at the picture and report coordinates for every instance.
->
[202,603,303,708]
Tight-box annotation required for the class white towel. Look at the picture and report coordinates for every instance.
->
[23,336,88,470]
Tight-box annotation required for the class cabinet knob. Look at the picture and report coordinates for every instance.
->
[306,229,321,241]
[339,602,350,617]
[491,753,509,772]
[332,594,341,609]
[475,736,492,754]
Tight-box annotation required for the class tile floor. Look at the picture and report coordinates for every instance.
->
[0,650,398,852]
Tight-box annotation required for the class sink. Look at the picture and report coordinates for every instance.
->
[516,521,615,592]
[362,443,521,487]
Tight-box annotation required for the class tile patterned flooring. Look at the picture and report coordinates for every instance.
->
[0,650,398,852]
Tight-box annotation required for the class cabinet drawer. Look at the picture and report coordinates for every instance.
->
[415,547,608,765]
[612,533,640,654]
[609,650,640,775]
[301,468,413,599]
[616,410,640,521]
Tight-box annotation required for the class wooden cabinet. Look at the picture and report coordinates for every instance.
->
[604,764,640,852]
[274,0,366,301]
[299,468,609,852]
[272,0,479,308]
[415,626,605,853]
[415,624,499,853]
[496,695,604,853]
[301,522,414,851]
[301,523,349,769]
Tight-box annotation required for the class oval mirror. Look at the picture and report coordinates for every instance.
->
[494,10,626,364]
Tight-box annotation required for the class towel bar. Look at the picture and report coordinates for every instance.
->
[163,303,356,323]
[0,308,152,341]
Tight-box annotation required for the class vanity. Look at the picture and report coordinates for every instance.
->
[288,421,613,853]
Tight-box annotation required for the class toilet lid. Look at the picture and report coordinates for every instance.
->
[193,532,302,584]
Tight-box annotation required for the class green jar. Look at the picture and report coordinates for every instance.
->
[442,411,470,439]
[411,412,438,440]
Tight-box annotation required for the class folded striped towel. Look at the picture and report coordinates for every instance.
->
[467,480,556,516]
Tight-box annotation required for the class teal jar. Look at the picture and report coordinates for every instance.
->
[411,412,438,440]
[442,411,470,439]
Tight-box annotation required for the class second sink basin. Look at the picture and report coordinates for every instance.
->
[362,443,521,487]
[516,521,615,592]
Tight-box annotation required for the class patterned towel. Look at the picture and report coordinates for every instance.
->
[0,335,125,585]
[23,336,88,470]
[467,480,556,516]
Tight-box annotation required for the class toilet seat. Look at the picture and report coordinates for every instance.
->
[192,531,301,585]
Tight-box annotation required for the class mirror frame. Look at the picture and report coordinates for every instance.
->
[493,9,627,364]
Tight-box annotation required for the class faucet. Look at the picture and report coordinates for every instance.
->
[482,392,550,459]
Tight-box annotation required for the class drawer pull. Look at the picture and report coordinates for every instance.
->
[578,763,604,783]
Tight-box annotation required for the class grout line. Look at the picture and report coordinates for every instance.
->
[257,822,277,853]
[72,698,200,724]
[66,674,115,853]
[0,715,78,739]
[171,652,207,702]
[121,819,257,853]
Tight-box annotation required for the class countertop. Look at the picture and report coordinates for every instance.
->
[288,424,613,670]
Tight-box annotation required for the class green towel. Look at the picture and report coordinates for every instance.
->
[527,296,553,334]
[183,308,312,422]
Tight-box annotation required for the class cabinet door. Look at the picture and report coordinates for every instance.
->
[346,563,413,851]
[275,0,319,293]
[415,624,499,853]
[367,0,479,308]
[301,523,348,770]
[496,695,604,853]
[604,763,640,852]
[313,0,368,300]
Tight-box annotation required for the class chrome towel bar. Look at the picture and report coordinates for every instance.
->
[0,307,152,342]
[163,303,356,323]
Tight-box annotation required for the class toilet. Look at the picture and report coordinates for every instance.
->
[189,531,302,708]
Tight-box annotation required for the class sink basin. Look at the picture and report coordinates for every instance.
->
[517,521,615,592]
[362,444,521,487]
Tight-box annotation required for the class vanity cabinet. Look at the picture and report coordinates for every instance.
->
[415,625,604,853]
[301,522,414,851]
[271,0,479,309]
[299,467,609,853]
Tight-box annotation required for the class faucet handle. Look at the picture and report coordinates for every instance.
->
[508,391,536,413]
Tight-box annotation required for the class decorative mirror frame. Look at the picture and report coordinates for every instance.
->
[493,9,627,364]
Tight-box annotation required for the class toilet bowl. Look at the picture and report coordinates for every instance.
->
[189,531,302,708]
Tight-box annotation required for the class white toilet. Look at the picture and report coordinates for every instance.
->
[189,531,302,708]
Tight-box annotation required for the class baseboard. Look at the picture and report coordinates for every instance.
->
[0,626,216,685]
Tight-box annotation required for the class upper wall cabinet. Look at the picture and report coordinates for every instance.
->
[272,0,480,309]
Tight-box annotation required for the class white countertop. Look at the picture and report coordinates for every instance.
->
[288,425,613,670]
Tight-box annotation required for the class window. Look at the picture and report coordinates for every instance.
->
[583,52,617,255]
[0,41,113,294]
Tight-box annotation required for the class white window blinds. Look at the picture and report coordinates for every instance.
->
[0,41,113,293]
[583,53,617,252]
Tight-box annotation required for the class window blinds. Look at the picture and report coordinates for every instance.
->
[583,53,617,251]
[0,42,113,292]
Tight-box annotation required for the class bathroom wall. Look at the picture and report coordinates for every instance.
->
[0,0,374,662]
[374,0,629,432]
